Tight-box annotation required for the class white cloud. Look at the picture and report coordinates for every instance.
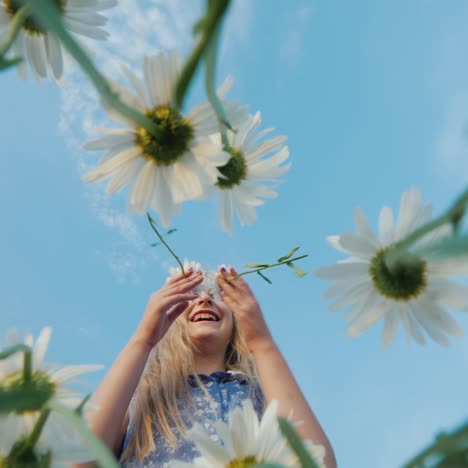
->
[220,0,254,61]
[435,94,468,182]
[58,0,201,281]
[280,5,313,66]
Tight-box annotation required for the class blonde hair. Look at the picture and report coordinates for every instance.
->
[121,311,260,461]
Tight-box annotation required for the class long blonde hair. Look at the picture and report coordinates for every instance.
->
[121,310,260,461]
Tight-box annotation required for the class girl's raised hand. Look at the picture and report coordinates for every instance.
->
[218,266,273,353]
[134,269,203,348]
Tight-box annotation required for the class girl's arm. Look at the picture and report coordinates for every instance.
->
[219,267,337,468]
[86,270,203,456]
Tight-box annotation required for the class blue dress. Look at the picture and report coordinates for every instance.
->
[120,371,264,467]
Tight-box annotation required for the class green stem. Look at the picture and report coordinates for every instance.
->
[0,343,30,360]
[23,349,32,384]
[204,3,231,148]
[174,0,231,110]
[27,0,163,139]
[26,408,50,448]
[385,187,468,270]
[0,4,29,57]
[231,254,309,280]
[146,213,186,276]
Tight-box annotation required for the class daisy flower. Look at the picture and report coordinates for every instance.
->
[168,259,222,301]
[316,188,468,348]
[0,0,116,80]
[0,327,103,460]
[170,400,326,468]
[83,50,247,227]
[213,112,290,234]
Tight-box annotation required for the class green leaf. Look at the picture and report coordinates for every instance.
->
[245,263,270,268]
[48,401,119,468]
[278,417,319,468]
[286,262,307,278]
[0,56,22,71]
[0,344,30,360]
[257,270,272,284]
[278,247,300,263]
[75,394,91,415]
[166,228,177,235]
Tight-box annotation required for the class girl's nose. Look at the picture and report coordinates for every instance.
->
[197,292,213,306]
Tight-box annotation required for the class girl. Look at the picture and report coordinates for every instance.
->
[86,266,337,467]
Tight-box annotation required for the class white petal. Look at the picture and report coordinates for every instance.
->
[245,135,287,163]
[381,306,400,349]
[26,35,47,79]
[412,302,451,346]
[347,300,390,336]
[85,147,141,182]
[171,156,206,203]
[378,206,394,245]
[33,327,52,369]
[151,166,178,227]
[45,34,63,80]
[139,56,156,107]
[403,304,426,346]
[315,262,370,280]
[63,18,109,39]
[394,188,423,241]
[82,134,134,151]
[323,277,368,299]
[427,258,468,277]
[219,190,233,235]
[121,63,151,108]
[329,282,371,312]
[417,297,463,339]
[191,141,230,166]
[128,160,157,213]
[190,425,231,465]
[353,207,380,247]
[427,279,468,311]
[49,364,103,384]
[233,197,257,226]
[106,157,144,194]
[338,232,377,260]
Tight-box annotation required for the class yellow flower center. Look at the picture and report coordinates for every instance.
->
[4,0,65,35]
[217,148,247,189]
[369,247,427,300]
[135,105,193,166]
[227,456,258,468]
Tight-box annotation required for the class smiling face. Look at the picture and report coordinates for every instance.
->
[186,291,234,350]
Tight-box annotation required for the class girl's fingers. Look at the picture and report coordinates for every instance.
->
[161,292,198,309]
[165,268,195,285]
[165,272,203,295]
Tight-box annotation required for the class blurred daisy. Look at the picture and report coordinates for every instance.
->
[1,412,94,467]
[316,188,468,348]
[170,400,326,468]
[83,50,247,227]
[168,259,222,301]
[0,327,102,457]
[213,112,290,234]
[0,0,116,80]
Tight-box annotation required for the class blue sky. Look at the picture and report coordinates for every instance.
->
[2,0,468,466]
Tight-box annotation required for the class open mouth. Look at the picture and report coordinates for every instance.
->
[190,310,220,322]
